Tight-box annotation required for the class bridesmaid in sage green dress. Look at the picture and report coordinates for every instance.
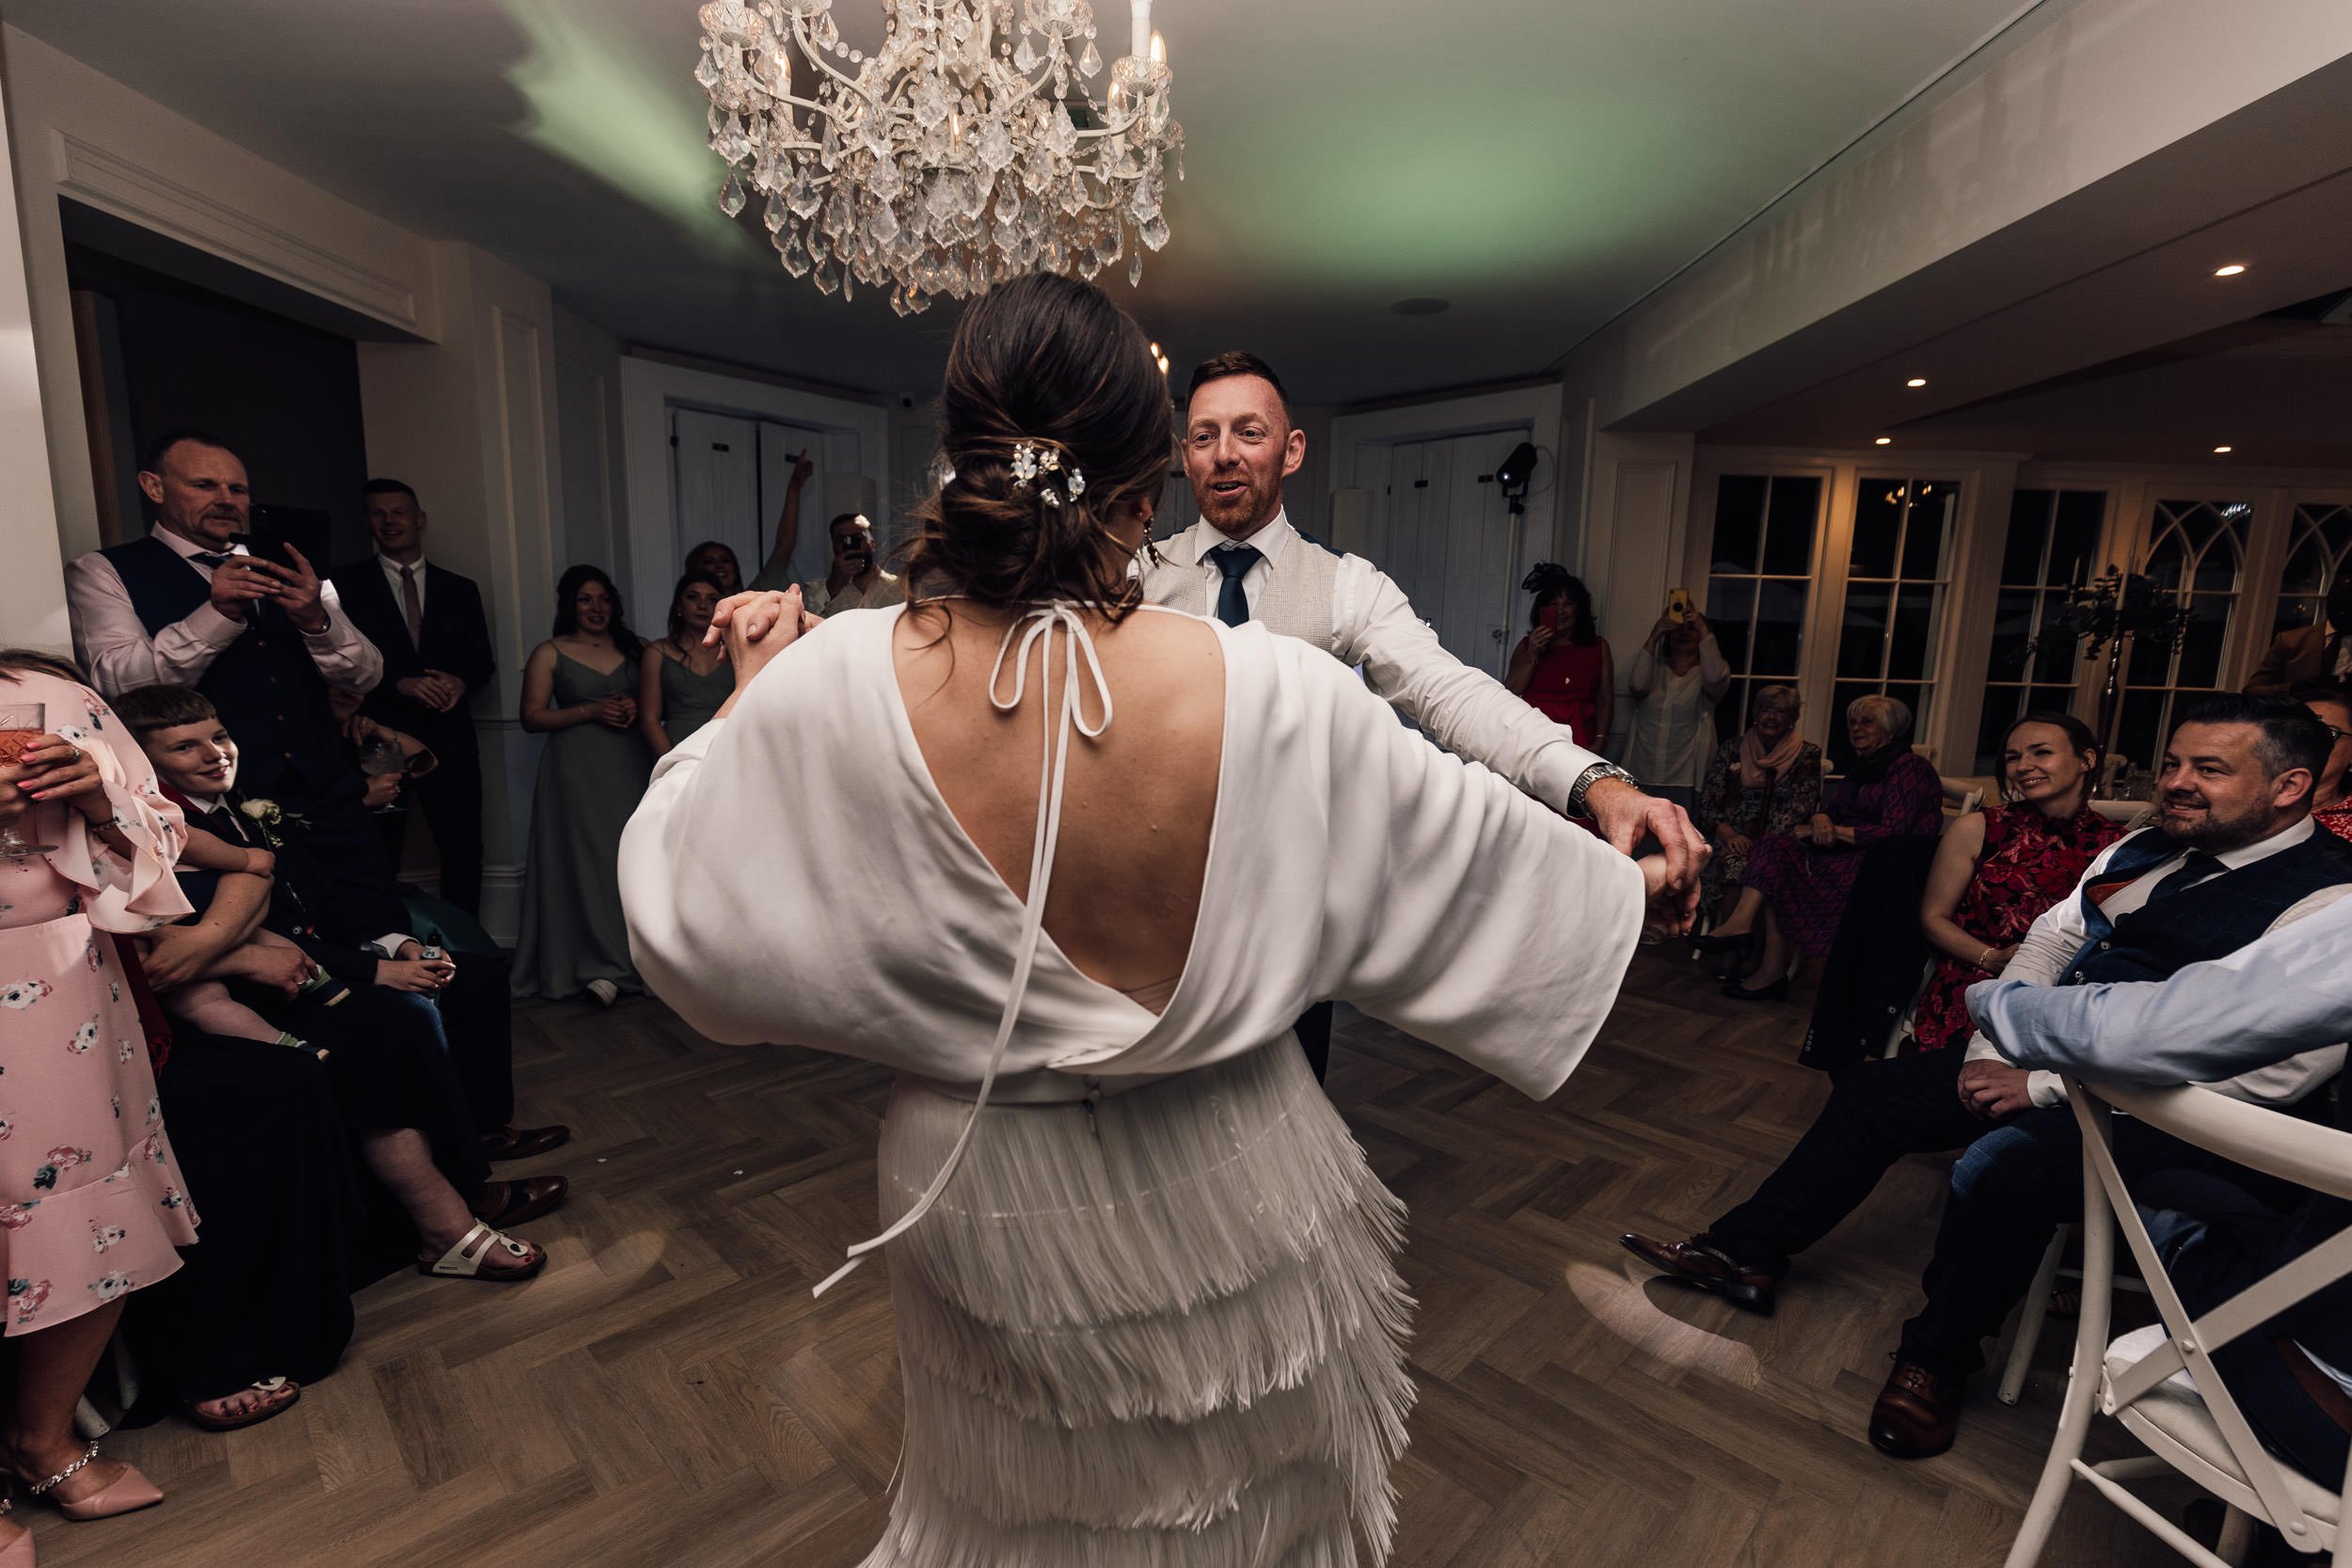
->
[638,573,737,755]
[515,565,652,1004]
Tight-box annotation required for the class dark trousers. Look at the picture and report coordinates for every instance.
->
[428,953,516,1132]
[381,745,485,915]
[2140,1167,2349,1484]
[1707,1048,1991,1275]
[1295,1002,1334,1084]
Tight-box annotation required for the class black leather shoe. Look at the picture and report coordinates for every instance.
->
[1618,1232,1780,1314]
[1723,974,1790,1003]
[1869,1357,1965,1458]
[1688,929,1754,955]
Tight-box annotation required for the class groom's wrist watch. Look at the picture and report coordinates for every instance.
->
[1567,760,1639,819]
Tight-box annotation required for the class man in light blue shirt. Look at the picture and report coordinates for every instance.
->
[1970,892,2352,1486]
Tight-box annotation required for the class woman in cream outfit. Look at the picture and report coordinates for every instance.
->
[622,276,1672,1566]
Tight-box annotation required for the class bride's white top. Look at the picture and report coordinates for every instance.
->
[620,602,1645,1105]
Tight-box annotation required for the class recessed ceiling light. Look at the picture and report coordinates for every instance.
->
[1905,377,1928,388]
[2213,263,2248,277]
[1874,436,1892,446]
[1391,296,1450,317]
[2213,444,2233,454]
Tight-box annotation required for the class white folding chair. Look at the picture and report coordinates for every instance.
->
[1997,1223,2149,1408]
[2006,1080,2352,1568]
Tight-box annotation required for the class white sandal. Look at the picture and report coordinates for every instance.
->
[418,1220,543,1283]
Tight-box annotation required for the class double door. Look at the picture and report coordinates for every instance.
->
[1383,428,1530,677]
[671,410,831,591]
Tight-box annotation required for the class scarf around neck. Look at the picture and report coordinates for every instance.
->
[1738,724,1804,791]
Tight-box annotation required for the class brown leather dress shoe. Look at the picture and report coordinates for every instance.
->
[1618,1232,1780,1314]
[1869,1357,1965,1458]
[481,1124,572,1162]
[472,1175,568,1229]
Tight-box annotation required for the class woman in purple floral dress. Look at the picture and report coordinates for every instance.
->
[0,654,199,1544]
[1697,694,1944,1000]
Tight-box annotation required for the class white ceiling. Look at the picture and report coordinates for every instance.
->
[7,0,2033,404]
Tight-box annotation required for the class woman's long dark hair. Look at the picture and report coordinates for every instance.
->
[665,572,725,643]
[1520,562,1597,646]
[898,272,1168,619]
[550,564,643,659]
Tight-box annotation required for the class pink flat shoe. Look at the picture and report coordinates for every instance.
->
[0,1493,31,1566]
[28,1441,162,1521]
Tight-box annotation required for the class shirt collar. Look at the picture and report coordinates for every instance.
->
[1186,507,1293,568]
[378,552,425,576]
[183,792,225,816]
[2212,815,2316,869]
[151,525,245,562]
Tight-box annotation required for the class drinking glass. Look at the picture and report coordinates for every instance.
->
[0,702,59,859]
[359,736,407,814]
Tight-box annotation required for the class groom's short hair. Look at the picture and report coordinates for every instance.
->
[1186,352,1290,421]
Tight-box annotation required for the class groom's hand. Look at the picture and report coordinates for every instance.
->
[1587,780,1707,933]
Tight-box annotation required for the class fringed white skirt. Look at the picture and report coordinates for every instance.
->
[860,1039,1416,1568]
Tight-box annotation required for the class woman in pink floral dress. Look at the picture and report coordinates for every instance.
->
[0,653,199,1546]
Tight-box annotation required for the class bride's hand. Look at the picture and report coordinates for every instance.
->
[707,588,820,684]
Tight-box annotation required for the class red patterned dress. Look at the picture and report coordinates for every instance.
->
[2315,800,2352,847]
[1908,800,2124,1052]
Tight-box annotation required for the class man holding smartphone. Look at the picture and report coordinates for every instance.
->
[68,429,389,879]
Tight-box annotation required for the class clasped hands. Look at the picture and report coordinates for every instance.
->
[1955,1057,2036,1120]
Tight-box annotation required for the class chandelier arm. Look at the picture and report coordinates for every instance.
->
[786,15,886,110]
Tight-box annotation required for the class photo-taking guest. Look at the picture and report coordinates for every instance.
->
[1625,606,1729,809]
[1907,713,2122,1052]
[326,479,496,915]
[639,574,736,756]
[1504,564,1613,749]
[1696,693,1943,1001]
[516,566,652,1006]
[1693,685,1821,917]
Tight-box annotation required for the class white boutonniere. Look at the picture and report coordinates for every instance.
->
[236,798,310,849]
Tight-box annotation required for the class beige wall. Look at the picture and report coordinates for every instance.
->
[0,37,66,652]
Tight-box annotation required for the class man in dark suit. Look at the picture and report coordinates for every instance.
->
[328,480,497,914]
[2247,579,2352,697]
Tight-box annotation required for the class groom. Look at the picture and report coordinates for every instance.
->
[1143,352,1703,1079]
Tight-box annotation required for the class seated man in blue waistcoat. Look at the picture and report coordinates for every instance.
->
[1973,885,2352,1509]
[64,428,391,908]
[1622,694,2350,1458]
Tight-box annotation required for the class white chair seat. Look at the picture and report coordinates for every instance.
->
[2103,1325,2342,1528]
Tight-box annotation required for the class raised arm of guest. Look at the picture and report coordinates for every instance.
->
[751,450,815,593]
[1502,617,1551,696]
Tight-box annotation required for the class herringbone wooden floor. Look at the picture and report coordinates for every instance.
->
[37,949,2192,1567]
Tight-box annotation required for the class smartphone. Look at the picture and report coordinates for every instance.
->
[1666,587,1692,623]
[245,504,330,572]
[1538,603,1563,632]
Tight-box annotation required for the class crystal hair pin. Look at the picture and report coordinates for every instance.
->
[1011,441,1086,508]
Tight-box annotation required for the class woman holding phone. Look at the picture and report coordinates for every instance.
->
[1626,597,1729,810]
[1505,564,1613,748]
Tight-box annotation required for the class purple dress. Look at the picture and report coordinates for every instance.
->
[1739,750,1943,959]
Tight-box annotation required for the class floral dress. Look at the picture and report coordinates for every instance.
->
[1737,749,1944,960]
[0,670,200,1336]
[1695,736,1824,910]
[1908,801,2124,1051]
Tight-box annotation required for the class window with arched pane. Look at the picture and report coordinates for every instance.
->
[2114,499,2249,769]
[2273,503,2352,639]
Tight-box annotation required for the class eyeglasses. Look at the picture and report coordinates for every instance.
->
[2319,722,2352,742]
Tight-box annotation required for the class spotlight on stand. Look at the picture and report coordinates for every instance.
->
[1493,441,1539,515]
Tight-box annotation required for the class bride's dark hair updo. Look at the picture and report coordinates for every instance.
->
[899,272,1168,618]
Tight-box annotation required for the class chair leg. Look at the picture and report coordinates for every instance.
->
[2000,1229,2069,1407]
[2216,1507,2256,1566]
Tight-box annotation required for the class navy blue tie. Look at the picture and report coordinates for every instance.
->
[2146,850,2224,905]
[1211,545,1261,628]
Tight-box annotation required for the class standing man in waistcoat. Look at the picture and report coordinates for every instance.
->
[66,429,388,887]
[1142,352,1704,1081]
[327,480,497,915]
[1622,694,2350,1457]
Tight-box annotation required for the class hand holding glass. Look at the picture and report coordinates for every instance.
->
[0,704,59,859]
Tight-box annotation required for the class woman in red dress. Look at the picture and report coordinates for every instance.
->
[2296,684,2352,845]
[1505,564,1613,748]
[1909,712,2122,1051]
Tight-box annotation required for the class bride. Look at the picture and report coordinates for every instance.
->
[620,272,1680,1565]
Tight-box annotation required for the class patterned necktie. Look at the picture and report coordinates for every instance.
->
[1210,545,1262,628]
[2146,849,2224,906]
[400,564,424,648]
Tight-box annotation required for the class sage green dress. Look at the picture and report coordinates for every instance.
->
[514,651,652,999]
[658,651,736,748]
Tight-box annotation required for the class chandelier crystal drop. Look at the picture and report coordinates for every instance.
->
[695,0,1182,315]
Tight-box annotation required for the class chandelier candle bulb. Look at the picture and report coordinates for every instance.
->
[1132,0,1151,57]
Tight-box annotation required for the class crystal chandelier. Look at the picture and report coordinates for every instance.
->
[694,0,1182,316]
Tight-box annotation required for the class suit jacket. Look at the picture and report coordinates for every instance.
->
[2245,622,2344,697]
[169,787,414,985]
[326,557,495,752]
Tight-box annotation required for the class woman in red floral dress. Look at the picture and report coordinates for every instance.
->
[2295,685,2352,846]
[1909,712,2122,1052]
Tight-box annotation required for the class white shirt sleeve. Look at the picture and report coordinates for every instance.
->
[66,551,245,696]
[1331,558,1602,811]
[305,584,385,694]
[1698,634,1731,698]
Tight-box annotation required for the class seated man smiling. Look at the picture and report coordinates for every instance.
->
[1622,694,2351,1458]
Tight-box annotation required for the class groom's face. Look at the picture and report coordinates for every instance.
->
[1184,374,1303,540]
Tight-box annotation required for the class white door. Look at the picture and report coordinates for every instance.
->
[1382,429,1527,676]
[672,409,760,589]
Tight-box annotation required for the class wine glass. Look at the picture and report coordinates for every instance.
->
[358,735,407,815]
[0,702,60,860]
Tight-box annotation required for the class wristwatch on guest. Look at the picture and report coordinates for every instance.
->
[1566,760,1640,819]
